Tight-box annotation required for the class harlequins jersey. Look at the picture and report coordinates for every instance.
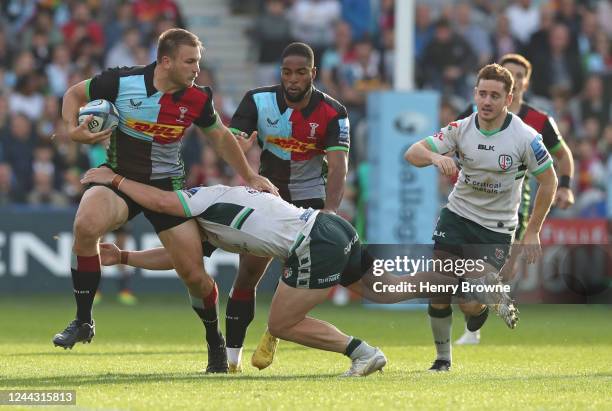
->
[87,62,219,183]
[230,85,350,202]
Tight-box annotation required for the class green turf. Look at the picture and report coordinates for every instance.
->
[0,294,610,410]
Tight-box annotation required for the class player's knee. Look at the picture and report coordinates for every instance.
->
[430,303,451,310]
[73,213,106,241]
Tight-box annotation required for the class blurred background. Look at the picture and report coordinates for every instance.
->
[0,0,610,300]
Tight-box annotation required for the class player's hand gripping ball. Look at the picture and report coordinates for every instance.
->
[78,99,120,133]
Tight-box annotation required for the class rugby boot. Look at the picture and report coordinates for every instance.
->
[251,329,279,370]
[53,319,95,349]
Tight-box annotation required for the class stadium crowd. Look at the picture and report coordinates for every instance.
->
[0,0,610,222]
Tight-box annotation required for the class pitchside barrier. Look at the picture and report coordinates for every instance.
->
[0,206,281,294]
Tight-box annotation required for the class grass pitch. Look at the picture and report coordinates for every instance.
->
[1,294,610,410]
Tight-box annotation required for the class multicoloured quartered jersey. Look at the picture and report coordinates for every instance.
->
[230,85,349,202]
[175,184,319,259]
[87,62,219,183]
[426,112,553,234]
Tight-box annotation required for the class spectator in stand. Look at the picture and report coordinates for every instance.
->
[320,20,354,98]
[61,2,105,63]
[105,26,141,69]
[491,13,519,61]
[378,0,394,32]
[0,94,9,132]
[555,0,581,42]
[132,0,184,37]
[591,31,612,74]
[37,95,60,141]
[525,3,555,60]
[20,8,63,51]
[530,23,584,98]
[0,162,16,205]
[289,0,341,66]
[340,0,371,42]
[379,27,395,85]
[454,2,492,67]
[575,139,605,217]
[9,74,44,121]
[249,0,293,86]
[27,169,69,207]
[597,0,612,37]
[505,0,540,49]
[420,19,476,100]
[571,74,610,135]
[1,113,35,197]
[46,44,73,98]
[103,1,135,52]
[0,29,14,70]
[414,3,434,63]
[577,10,600,70]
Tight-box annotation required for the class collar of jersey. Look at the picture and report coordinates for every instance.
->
[144,62,189,101]
[475,112,512,137]
[276,85,323,118]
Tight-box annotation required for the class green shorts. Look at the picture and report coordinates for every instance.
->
[432,207,512,270]
[281,213,364,289]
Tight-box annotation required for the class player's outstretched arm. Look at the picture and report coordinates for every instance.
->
[202,123,279,196]
[99,243,174,270]
[404,140,457,176]
[523,166,557,264]
[81,167,185,217]
[62,80,113,145]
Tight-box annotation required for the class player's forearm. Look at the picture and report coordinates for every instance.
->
[125,248,174,270]
[526,177,557,234]
[62,82,88,130]
[117,178,185,217]
[554,142,574,180]
[324,160,347,213]
[211,128,257,181]
[404,140,436,167]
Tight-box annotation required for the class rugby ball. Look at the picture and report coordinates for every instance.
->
[78,99,120,133]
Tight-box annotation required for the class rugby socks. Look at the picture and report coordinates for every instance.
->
[345,337,376,360]
[71,253,101,324]
[191,282,224,348]
[428,304,453,362]
[225,287,256,349]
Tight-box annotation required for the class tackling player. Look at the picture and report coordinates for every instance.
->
[405,63,558,371]
[80,166,516,377]
[52,28,277,373]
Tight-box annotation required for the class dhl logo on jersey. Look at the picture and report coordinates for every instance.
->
[125,119,186,143]
[266,136,321,153]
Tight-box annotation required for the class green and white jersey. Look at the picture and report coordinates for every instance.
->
[426,112,553,234]
[175,185,319,259]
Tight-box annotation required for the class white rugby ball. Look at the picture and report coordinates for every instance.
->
[78,99,120,133]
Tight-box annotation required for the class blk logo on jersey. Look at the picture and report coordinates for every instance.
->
[267,118,279,126]
[478,144,495,151]
[498,154,513,170]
